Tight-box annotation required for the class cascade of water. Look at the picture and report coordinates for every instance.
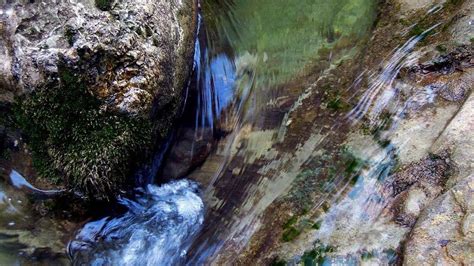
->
[67,6,242,265]
[68,180,204,266]
[306,21,448,264]
[67,0,381,264]
[346,23,441,125]
[193,14,237,136]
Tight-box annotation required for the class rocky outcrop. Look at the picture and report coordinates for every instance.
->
[0,0,196,199]
[354,0,473,263]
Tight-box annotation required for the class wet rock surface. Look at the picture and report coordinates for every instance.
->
[0,0,470,264]
[193,0,473,264]
[0,0,196,199]
[310,0,473,263]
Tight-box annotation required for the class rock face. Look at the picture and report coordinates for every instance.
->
[178,0,472,264]
[404,175,473,265]
[431,92,474,185]
[0,0,195,114]
[402,90,474,265]
[0,0,196,199]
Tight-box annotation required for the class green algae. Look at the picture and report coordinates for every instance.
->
[270,257,287,266]
[312,221,322,230]
[283,215,299,229]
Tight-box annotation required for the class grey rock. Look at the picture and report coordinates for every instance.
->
[0,0,196,116]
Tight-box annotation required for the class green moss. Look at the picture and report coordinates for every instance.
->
[283,215,298,229]
[95,0,113,11]
[301,243,335,266]
[327,96,344,110]
[350,175,361,185]
[435,44,447,53]
[13,66,153,200]
[281,226,301,242]
[324,86,350,111]
[270,257,287,266]
[64,26,76,46]
[345,157,363,175]
[409,24,426,37]
[446,0,464,6]
[312,221,322,230]
[301,208,309,215]
[341,148,365,175]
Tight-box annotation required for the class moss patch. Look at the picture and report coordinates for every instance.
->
[301,243,335,266]
[283,215,298,229]
[13,67,153,200]
[270,257,287,266]
[95,0,113,11]
[311,221,322,230]
[64,26,77,47]
[281,226,302,242]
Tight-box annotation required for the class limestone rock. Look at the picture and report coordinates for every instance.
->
[431,92,474,185]
[0,0,195,116]
[403,174,474,265]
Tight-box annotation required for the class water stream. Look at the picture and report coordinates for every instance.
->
[0,0,453,264]
[69,180,204,265]
[66,0,379,263]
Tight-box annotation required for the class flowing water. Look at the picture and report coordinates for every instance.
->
[69,180,204,265]
[70,0,379,263]
[0,0,455,265]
